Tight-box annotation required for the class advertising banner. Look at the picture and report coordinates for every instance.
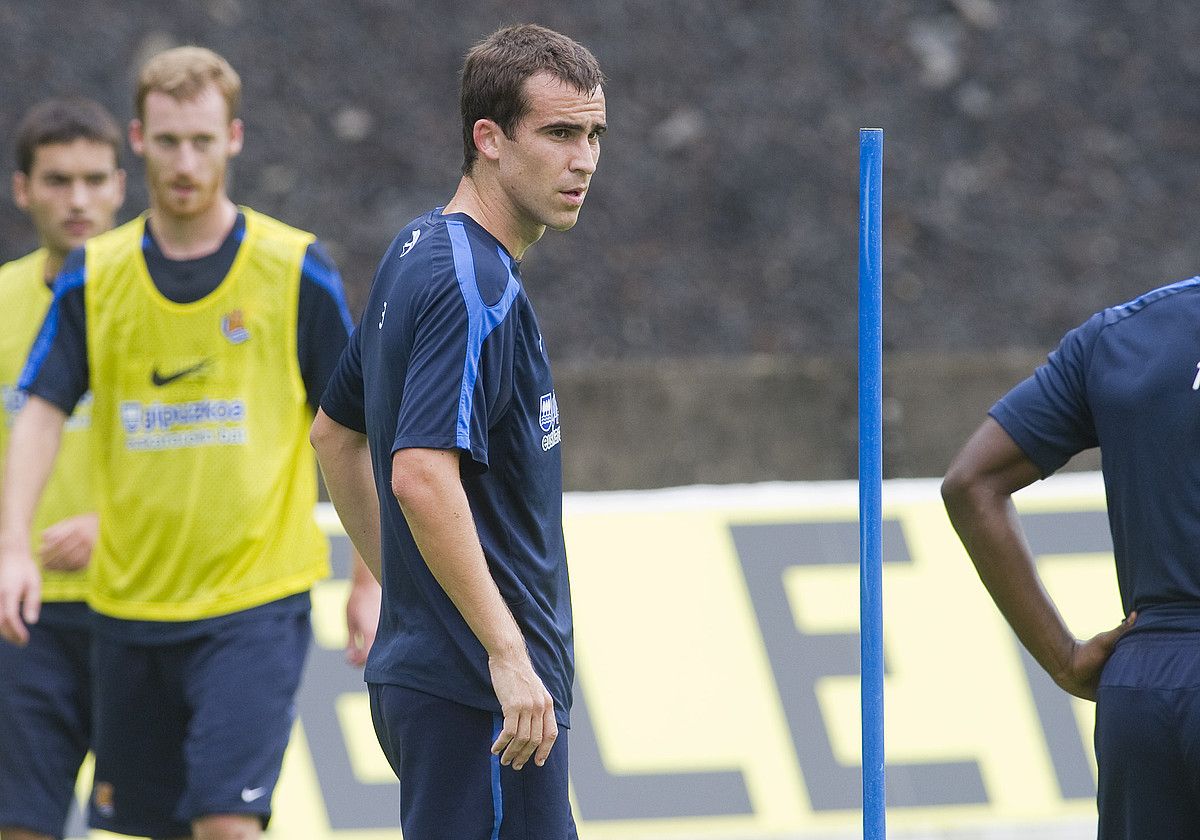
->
[76,474,1116,839]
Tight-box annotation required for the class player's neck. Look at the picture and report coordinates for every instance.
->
[41,248,67,286]
[443,176,544,260]
[147,196,238,261]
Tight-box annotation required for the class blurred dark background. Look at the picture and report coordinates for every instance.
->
[2,0,1184,486]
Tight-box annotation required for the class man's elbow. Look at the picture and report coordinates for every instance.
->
[309,411,332,454]
[310,408,359,459]
[941,454,991,528]
[390,449,454,510]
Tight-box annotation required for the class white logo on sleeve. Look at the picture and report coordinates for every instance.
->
[400,228,420,257]
[378,300,388,330]
[241,786,268,803]
[1193,361,1200,391]
[539,391,561,451]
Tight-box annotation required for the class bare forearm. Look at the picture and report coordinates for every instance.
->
[394,447,555,770]
[351,549,377,587]
[311,409,382,581]
[944,485,1075,679]
[394,449,526,660]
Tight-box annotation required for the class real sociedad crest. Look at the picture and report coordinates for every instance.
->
[221,309,250,344]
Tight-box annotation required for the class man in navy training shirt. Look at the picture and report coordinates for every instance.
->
[941,277,1200,838]
[311,22,606,840]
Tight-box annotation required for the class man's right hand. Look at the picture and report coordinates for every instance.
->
[0,543,40,645]
[1054,612,1137,701]
[488,651,558,771]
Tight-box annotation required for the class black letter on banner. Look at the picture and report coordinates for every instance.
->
[1013,509,1115,801]
[731,521,988,810]
[295,535,398,830]
[570,677,754,820]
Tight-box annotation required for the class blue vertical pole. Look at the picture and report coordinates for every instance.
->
[858,127,885,840]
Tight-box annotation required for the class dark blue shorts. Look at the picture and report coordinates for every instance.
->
[88,609,311,838]
[0,602,91,837]
[369,683,577,840]
[1096,630,1200,840]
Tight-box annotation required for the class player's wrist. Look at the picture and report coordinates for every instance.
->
[0,530,32,559]
[487,639,531,667]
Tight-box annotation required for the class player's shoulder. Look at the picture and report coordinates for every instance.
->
[376,208,451,282]
[0,247,47,288]
[1102,276,1200,327]
[436,212,519,304]
[83,215,147,265]
[240,206,317,253]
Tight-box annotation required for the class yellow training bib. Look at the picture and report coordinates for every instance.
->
[0,248,94,602]
[83,209,329,620]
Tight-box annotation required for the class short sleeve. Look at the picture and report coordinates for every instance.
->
[392,266,517,472]
[319,325,366,434]
[20,247,89,413]
[989,313,1101,476]
[298,241,353,413]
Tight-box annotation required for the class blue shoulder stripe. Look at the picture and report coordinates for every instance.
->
[446,220,521,451]
[19,265,86,390]
[302,242,354,333]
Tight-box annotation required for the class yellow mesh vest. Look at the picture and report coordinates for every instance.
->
[84,209,329,620]
[0,249,93,602]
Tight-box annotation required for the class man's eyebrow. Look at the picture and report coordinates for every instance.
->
[540,120,608,134]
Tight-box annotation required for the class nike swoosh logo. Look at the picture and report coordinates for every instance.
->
[241,786,268,802]
[151,359,210,387]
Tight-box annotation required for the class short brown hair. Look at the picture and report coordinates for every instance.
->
[135,46,241,122]
[460,24,604,175]
[14,97,122,175]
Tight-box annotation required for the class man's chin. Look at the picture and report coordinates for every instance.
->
[547,212,582,232]
[159,197,208,219]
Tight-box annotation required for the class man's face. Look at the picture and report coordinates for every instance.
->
[12,138,125,258]
[494,72,606,237]
[129,85,243,220]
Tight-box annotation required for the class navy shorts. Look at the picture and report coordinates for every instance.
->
[1095,630,1200,840]
[369,683,577,840]
[88,609,311,838]
[0,602,91,837]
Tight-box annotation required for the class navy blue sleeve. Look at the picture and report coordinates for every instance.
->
[392,248,517,472]
[319,323,366,434]
[989,312,1102,477]
[20,248,89,414]
[298,241,354,414]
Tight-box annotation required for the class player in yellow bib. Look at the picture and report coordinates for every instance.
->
[0,49,376,840]
[0,98,124,840]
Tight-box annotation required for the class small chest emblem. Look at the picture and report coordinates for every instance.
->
[539,391,561,451]
[221,309,250,344]
[539,392,558,432]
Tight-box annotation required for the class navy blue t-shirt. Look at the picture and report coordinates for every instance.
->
[991,277,1200,629]
[321,209,573,726]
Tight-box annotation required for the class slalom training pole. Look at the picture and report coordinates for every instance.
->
[858,127,885,840]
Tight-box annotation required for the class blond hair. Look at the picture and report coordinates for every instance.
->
[135,46,241,122]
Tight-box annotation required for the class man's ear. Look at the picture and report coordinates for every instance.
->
[129,119,145,156]
[12,171,29,211]
[473,118,504,163]
[227,118,244,157]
